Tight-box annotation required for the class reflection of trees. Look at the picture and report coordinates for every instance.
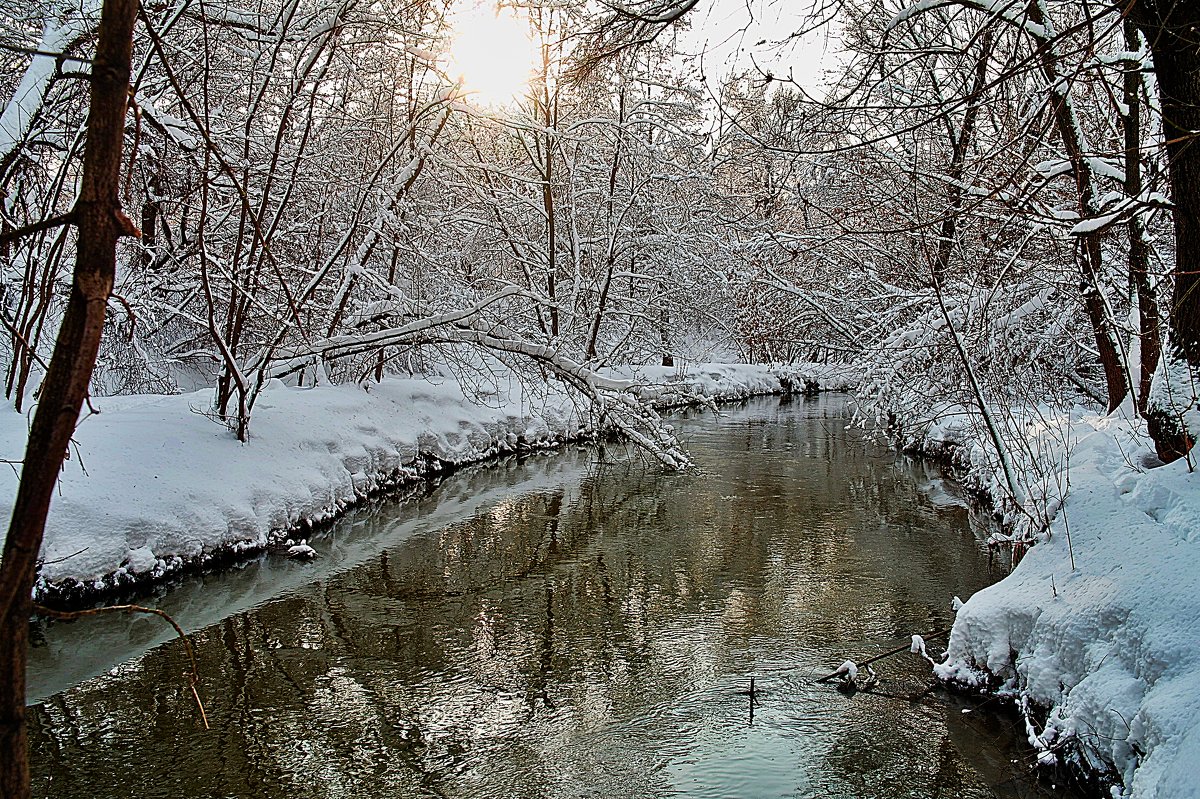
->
[28,396,1012,798]
[818,704,986,799]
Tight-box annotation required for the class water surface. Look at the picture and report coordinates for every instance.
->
[28,395,1060,798]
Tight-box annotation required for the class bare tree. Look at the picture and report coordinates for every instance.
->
[1127,0,1200,460]
[0,2,139,796]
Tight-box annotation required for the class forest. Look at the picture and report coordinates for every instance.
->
[0,0,1198,797]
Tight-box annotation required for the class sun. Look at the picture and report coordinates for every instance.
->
[446,2,537,108]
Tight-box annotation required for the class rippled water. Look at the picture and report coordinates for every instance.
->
[27,395,1064,798]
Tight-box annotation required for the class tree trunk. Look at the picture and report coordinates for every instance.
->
[1130,0,1200,459]
[0,2,138,797]
[140,153,162,268]
[1028,0,1129,412]
[541,92,559,340]
[660,307,673,367]
[1122,17,1161,413]
[587,87,626,361]
[932,29,993,286]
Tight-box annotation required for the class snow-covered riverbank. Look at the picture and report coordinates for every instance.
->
[911,407,1200,799]
[0,362,853,604]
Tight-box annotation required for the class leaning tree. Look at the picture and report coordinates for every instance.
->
[0,1,139,797]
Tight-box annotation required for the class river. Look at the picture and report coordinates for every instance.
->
[26,394,1067,798]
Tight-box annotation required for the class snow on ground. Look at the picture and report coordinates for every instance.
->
[4,376,580,600]
[921,408,1200,799]
[615,361,858,403]
[0,361,853,603]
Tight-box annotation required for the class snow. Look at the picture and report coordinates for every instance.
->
[611,361,858,404]
[0,7,98,160]
[137,94,199,150]
[285,540,317,560]
[403,46,437,63]
[1,362,855,603]
[1072,210,1123,235]
[887,0,1048,40]
[885,0,951,34]
[5,376,588,598]
[924,408,1200,799]
[1034,158,1074,180]
[1086,156,1127,183]
[835,660,859,681]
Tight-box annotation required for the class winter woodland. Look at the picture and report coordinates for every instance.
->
[1,0,1198,797]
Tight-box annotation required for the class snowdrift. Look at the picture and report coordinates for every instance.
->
[926,410,1200,799]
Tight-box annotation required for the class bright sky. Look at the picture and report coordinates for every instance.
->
[444,1,539,108]
[677,0,845,97]
[442,0,844,108]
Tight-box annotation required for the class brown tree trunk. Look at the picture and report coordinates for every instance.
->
[1028,0,1129,412]
[660,307,673,367]
[540,83,559,340]
[1129,0,1200,460]
[1122,17,1161,413]
[0,2,138,796]
[140,153,162,268]
[588,87,626,361]
[933,29,993,285]
[534,15,560,341]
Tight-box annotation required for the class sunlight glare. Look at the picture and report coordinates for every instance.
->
[446,3,537,108]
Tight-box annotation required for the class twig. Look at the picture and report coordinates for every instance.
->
[38,547,89,566]
[33,602,209,729]
[815,627,952,684]
[0,312,52,375]
[0,211,76,247]
[109,292,139,338]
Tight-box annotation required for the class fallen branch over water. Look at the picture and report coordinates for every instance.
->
[814,627,952,684]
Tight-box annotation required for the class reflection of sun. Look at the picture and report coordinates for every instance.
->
[446,2,537,107]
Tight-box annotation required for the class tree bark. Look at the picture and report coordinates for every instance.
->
[1129,0,1200,459]
[1027,0,1129,413]
[1122,17,1161,413]
[933,29,993,285]
[0,2,138,796]
[587,87,626,361]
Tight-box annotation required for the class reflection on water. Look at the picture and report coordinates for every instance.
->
[27,396,1062,798]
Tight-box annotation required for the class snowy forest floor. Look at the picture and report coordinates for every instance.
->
[908,405,1200,799]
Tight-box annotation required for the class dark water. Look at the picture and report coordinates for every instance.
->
[26,395,1061,799]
